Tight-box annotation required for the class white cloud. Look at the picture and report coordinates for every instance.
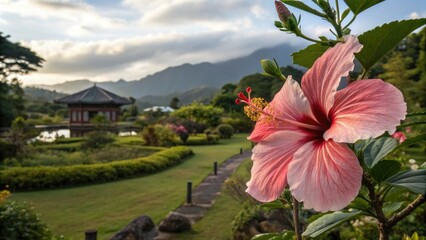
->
[409,12,426,19]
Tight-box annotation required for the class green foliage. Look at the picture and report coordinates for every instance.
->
[302,211,361,238]
[0,201,52,240]
[171,102,223,127]
[370,160,401,183]
[384,169,426,194]
[80,131,115,150]
[231,203,263,233]
[181,134,219,145]
[0,147,193,191]
[357,19,426,72]
[344,0,384,15]
[362,137,398,168]
[0,139,17,161]
[216,124,234,139]
[292,43,329,68]
[142,124,177,147]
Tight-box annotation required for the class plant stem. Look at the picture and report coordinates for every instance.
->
[388,194,425,227]
[292,197,302,240]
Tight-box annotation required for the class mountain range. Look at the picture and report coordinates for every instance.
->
[35,43,297,99]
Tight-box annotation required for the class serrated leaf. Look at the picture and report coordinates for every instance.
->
[292,43,329,68]
[383,202,403,217]
[260,200,288,209]
[393,134,426,152]
[406,111,426,117]
[302,211,361,238]
[282,0,325,18]
[385,169,426,194]
[357,19,426,71]
[363,137,398,168]
[371,160,401,183]
[344,0,385,15]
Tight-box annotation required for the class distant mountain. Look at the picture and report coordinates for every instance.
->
[35,43,297,98]
[136,86,219,109]
[24,86,68,102]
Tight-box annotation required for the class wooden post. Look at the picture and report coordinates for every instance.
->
[240,148,243,155]
[186,181,192,204]
[214,162,218,175]
[85,230,97,240]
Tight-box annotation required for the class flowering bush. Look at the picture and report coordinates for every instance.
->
[236,1,426,239]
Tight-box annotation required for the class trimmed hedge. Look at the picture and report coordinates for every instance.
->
[0,147,193,191]
[182,135,220,145]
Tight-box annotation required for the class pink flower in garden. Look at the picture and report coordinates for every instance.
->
[391,131,407,143]
[237,35,406,212]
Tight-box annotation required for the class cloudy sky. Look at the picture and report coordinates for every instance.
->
[1,0,425,86]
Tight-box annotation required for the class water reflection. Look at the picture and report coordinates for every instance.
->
[36,129,137,142]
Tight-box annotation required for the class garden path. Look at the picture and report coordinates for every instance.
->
[155,149,252,239]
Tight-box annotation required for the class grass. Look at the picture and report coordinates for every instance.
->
[171,158,252,240]
[10,133,251,240]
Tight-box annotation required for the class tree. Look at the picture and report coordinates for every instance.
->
[171,102,223,127]
[0,32,44,79]
[170,97,180,109]
[0,33,44,127]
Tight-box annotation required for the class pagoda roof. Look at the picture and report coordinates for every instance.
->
[54,84,133,105]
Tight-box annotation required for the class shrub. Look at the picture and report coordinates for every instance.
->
[0,147,193,191]
[216,124,234,139]
[142,124,177,147]
[80,131,115,149]
[183,135,220,145]
[0,201,52,240]
[0,139,17,161]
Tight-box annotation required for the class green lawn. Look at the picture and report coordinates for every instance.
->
[171,158,252,240]
[11,133,251,240]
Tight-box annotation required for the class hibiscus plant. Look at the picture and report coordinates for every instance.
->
[237,1,426,239]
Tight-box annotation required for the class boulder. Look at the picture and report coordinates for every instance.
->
[158,212,191,233]
[110,215,157,240]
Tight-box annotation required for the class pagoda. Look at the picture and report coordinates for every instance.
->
[54,84,133,137]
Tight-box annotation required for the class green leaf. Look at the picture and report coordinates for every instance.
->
[363,137,397,168]
[260,200,288,210]
[420,162,426,169]
[357,19,426,71]
[385,169,426,194]
[398,121,426,129]
[252,232,295,240]
[393,134,426,152]
[302,211,361,238]
[371,160,401,183]
[382,202,403,217]
[406,111,426,117]
[292,43,329,68]
[354,138,375,153]
[282,0,325,18]
[344,0,385,15]
[348,197,372,212]
[341,8,351,21]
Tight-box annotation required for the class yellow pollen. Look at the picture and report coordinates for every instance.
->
[244,97,269,121]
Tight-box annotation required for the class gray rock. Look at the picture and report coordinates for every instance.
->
[110,215,157,240]
[158,212,191,233]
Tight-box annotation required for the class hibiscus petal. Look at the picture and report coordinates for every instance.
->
[287,140,362,212]
[249,76,314,142]
[324,79,406,143]
[301,35,363,126]
[246,130,312,202]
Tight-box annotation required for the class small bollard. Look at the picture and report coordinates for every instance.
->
[85,229,97,240]
[214,161,218,175]
[240,148,243,155]
[186,181,192,204]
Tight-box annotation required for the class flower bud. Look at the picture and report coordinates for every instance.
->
[275,0,291,23]
[260,59,286,80]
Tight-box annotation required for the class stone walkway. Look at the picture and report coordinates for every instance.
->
[155,149,252,239]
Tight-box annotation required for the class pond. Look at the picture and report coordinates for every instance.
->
[36,129,137,142]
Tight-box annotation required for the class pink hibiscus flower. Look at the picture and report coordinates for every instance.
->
[238,35,406,212]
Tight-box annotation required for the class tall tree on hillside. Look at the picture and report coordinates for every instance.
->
[0,33,44,127]
[170,97,180,109]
